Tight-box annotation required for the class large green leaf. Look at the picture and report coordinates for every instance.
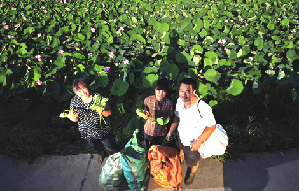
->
[286,50,299,64]
[43,81,61,96]
[176,52,192,63]
[226,79,244,96]
[204,69,218,83]
[143,74,159,88]
[161,64,179,80]
[111,78,129,96]
[198,82,208,98]
[89,73,108,90]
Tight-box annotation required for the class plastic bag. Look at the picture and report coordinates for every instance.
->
[148,145,182,191]
[120,129,149,191]
[198,124,228,158]
[99,152,123,191]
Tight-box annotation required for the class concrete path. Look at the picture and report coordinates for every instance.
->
[1,148,299,191]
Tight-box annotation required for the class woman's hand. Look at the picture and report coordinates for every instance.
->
[101,104,112,117]
[68,110,79,122]
[143,111,150,119]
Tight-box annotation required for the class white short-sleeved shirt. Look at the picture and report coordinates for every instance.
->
[175,96,216,146]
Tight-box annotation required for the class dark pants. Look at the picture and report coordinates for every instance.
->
[86,130,118,155]
[177,136,200,167]
[144,133,165,153]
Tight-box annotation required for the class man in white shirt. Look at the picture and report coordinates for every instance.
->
[167,78,216,185]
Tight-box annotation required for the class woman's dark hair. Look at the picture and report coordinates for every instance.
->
[155,78,169,93]
[72,79,90,93]
[179,78,197,91]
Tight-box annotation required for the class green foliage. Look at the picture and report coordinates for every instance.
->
[0,124,89,160]
[1,0,299,161]
[0,0,298,105]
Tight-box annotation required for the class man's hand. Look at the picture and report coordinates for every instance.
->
[190,139,202,151]
[166,131,173,141]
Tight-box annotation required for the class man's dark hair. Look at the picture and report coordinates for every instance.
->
[179,78,197,91]
[72,79,90,93]
[155,78,169,93]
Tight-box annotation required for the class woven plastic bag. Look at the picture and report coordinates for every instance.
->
[148,145,182,191]
[198,124,228,158]
[99,152,123,191]
[120,129,149,191]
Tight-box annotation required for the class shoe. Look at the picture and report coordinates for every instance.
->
[185,172,195,185]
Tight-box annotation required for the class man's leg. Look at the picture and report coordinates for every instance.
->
[179,149,185,163]
[191,160,200,173]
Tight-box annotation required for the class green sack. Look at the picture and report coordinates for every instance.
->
[99,152,123,191]
[120,129,149,191]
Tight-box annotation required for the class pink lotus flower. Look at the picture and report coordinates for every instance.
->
[91,28,95,32]
[245,23,249,26]
[114,19,117,23]
[4,25,9,29]
[218,39,226,44]
[0,4,2,7]
[249,57,254,61]
[125,10,128,13]
[103,67,110,72]
[120,27,124,31]
[109,52,115,58]
[12,8,17,11]
[58,50,64,54]
[35,55,42,62]
[8,35,15,39]
[43,10,47,13]
[225,19,228,23]
[291,29,297,33]
[155,11,159,13]
[123,59,129,65]
[38,33,42,38]
[36,80,42,85]
[14,24,20,28]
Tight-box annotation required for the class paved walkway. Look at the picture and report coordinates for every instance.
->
[1,148,299,191]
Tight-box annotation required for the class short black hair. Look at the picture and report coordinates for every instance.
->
[72,79,90,93]
[155,78,169,93]
[179,78,197,91]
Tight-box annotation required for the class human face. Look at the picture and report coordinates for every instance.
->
[155,89,167,101]
[74,82,90,99]
[179,83,196,103]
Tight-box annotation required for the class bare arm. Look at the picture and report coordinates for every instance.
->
[166,115,179,141]
[190,124,216,151]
